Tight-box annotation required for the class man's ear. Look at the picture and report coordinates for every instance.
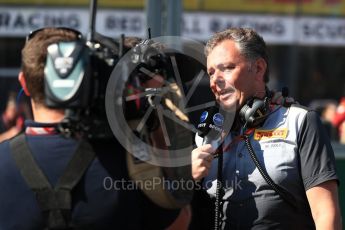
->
[18,71,30,96]
[254,58,267,82]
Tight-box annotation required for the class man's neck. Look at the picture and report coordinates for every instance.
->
[231,115,242,132]
[253,85,268,99]
[31,100,64,123]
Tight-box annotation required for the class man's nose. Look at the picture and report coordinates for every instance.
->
[209,72,225,91]
[212,70,225,85]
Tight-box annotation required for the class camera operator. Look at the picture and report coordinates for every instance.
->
[0,27,180,230]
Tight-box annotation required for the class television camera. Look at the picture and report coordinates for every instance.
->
[42,0,171,138]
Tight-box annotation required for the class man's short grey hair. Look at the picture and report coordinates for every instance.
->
[205,27,270,83]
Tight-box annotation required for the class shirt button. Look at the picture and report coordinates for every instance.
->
[238,152,243,158]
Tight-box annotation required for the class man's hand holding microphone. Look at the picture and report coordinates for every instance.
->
[192,107,225,181]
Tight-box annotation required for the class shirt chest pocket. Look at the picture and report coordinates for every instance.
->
[244,139,298,185]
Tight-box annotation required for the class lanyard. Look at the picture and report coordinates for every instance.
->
[222,128,255,153]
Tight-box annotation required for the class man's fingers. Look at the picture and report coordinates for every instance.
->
[198,144,218,155]
[202,153,213,163]
[192,163,211,181]
[192,151,213,165]
[191,145,215,180]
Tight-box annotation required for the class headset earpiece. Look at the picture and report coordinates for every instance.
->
[239,97,270,128]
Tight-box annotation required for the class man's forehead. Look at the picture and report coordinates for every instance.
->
[206,40,244,66]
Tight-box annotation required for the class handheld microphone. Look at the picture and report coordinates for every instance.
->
[197,106,224,146]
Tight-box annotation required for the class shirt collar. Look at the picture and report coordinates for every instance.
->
[25,120,60,136]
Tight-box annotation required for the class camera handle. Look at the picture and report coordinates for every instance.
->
[87,0,97,42]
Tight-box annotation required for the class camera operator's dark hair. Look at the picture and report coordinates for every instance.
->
[21,28,79,104]
[205,27,270,83]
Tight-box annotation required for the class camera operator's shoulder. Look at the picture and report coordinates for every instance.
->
[0,136,19,179]
[89,138,126,155]
[88,138,128,171]
[0,137,11,159]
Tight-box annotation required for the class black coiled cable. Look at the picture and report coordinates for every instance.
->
[214,148,224,230]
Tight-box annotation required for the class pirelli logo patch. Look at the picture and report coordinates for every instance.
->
[254,128,288,140]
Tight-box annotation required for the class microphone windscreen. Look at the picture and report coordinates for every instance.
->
[197,106,224,145]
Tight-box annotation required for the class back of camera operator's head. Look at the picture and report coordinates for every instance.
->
[20,28,80,105]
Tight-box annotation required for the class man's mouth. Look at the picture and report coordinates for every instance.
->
[219,89,235,99]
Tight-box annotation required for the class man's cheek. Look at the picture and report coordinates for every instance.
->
[210,88,220,101]
[210,83,217,94]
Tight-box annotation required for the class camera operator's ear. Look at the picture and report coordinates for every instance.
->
[18,72,30,96]
[254,58,267,82]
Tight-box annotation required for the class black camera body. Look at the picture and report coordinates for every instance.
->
[124,39,171,121]
[131,40,167,70]
[130,39,170,81]
[44,34,119,138]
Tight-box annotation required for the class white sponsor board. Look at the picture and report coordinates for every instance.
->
[182,12,296,44]
[0,7,345,46]
[297,17,345,46]
[0,7,145,37]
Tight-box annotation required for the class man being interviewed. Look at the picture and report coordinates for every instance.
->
[192,28,342,229]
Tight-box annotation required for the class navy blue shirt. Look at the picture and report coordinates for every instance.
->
[0,116,7,133]
[0,121,179,230]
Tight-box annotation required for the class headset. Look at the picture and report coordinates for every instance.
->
[238,91,272,129]
[238,87,292,129]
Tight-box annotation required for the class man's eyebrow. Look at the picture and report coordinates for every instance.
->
[216,62,235,69]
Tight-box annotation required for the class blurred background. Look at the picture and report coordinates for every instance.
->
[1,0,345,106]
[1,0,345,120]
[0,0,344,224]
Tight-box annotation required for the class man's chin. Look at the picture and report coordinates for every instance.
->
[219,100,238,113]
